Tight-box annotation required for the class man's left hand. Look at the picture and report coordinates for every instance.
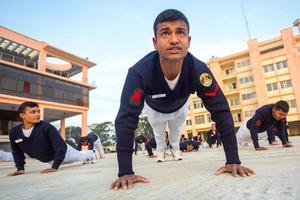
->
[40,168,57,174]
[215,164,255,177]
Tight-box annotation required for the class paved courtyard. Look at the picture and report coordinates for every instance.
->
[1,136,299,200]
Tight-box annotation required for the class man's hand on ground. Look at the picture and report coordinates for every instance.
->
[110,174,150,190]
[40,168,57,174]
[7,170,25,176]
[255,146,268,151]
[215,164,255,177]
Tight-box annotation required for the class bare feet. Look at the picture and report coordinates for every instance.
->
[270,141,279,145]
[255,146,268,151]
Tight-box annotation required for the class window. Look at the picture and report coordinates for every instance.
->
[244,110,255,117]
[266,82,278,92]
[290,99,297,108]
[239,77,244,84]
[43,86,53,97]
[206,114,212,123]
[245,75,254,83]
[240,75,254,84]
[263,64,275,73]
[195,115,205,124]
[54,89,64,99]
[23,81,30,93]
[276,60,288,70]
[193,100,203,109]
[2,77,17,90]
[286,99,297,108]
[233,113,242,122]
[0,64,88,107]
[225,68,234,75]
[16,80,24,92]
[74,98,82,106]
[187,132,193,139]
[186,119,192,126]
[241,92,256,100]
[229,82,237,90]
[229,97,239,106]
[236,59,250,68]
[29,83,39,95]
[280,80,292,89]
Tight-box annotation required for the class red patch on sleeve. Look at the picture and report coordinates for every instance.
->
[255,120,262,127]
[130,88,143,105]
[204,84,219,97]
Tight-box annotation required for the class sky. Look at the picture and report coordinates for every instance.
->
[1,0,299,127]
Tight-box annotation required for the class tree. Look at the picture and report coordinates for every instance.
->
[89,121,115,147]
[135,112,153,140]
[110,134,116,144]
[64,126,81,149]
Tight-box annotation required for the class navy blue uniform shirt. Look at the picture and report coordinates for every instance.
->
[246,104,287,148]
[207,129,218,144]
[115,51,241,177]
[78,132,98,150]
[9,121,67,170]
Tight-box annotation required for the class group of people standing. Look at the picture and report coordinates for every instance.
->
[134,122,223,158]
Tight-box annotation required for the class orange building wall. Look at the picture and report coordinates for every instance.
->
[184,21,300,139]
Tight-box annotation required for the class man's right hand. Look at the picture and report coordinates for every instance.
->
[255,146,268,151]
[7,170,25,176]
[110,174,150,190]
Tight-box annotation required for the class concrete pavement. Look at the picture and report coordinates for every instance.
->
[1,136,299,200]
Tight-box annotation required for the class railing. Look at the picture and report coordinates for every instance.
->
[0,51,97,87]
[0,51,37,69]
[67,75,97,87]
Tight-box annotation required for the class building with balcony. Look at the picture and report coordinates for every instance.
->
[0,26,97,150]
[184,19,300,141]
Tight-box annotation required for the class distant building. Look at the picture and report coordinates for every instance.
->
[184,19,300,141]
[0,26,97,150]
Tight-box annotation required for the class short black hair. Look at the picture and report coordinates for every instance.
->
[81,136,88,143]
[18,101,39,114]
[153,9,190,36]
[274,100,289,113]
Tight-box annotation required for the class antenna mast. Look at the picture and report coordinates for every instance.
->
[241,3,251,39]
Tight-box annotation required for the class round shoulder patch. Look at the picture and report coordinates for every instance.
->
[199,73,212,87]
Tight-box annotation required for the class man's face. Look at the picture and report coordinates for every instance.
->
[153,20,191,62]
[272,108,288,121]
[212,124,216,131]
[19,106,41,124]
